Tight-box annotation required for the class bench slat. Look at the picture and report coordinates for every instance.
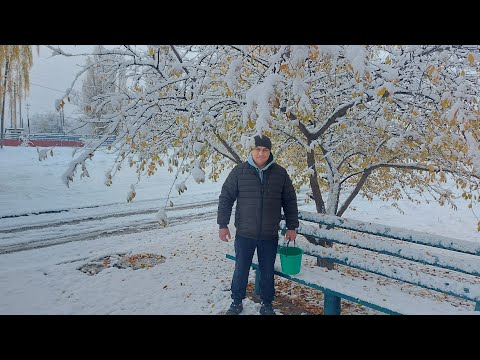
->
[297,223,480,277]
[297,244,480,302]
[298,211,480,256]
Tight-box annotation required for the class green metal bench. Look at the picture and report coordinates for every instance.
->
[226,210,480,315]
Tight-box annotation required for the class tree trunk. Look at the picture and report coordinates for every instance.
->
[306,153,335,270]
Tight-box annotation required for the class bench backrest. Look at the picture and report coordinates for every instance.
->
[293,210,480,311]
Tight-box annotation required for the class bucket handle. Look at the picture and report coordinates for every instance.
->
[283,239,296,257]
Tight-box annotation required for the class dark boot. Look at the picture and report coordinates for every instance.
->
[225,302,243,315]
[259,303,276,315]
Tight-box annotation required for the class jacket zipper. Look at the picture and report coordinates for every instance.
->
[257,170,266,240]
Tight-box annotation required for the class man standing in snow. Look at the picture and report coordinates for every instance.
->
[217,134,299,315]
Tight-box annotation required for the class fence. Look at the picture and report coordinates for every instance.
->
[1,133,116,148]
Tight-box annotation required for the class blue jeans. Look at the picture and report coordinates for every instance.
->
[231,234,279,305]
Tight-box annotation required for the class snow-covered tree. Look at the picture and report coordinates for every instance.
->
[46,45,480,231]
[29,111,63,133]
[0,46,37,145]
[0,46,35,108]
[74,45,127,135]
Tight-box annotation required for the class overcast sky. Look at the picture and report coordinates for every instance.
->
[25,45,94,120]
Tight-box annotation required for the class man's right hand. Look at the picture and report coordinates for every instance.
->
[219,227,231,242]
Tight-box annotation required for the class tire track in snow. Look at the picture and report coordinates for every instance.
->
[0,207,219,254]
[0,199,219,234]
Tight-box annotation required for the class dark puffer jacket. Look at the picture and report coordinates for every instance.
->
[217,160,299,241]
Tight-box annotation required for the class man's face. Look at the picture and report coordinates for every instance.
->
[252,146,270,169]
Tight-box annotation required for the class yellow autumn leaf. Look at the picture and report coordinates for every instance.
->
[272,97,280,108]
[308,48,319,60]
[425,65,435,76]
[149,48,155,56]
[248,119,255,129]
[279,64,291,75]
[226,87,232,97]
[377,87,387,97]
[468,53,475,65]
[440,99,449,109]
[452,109,459,122]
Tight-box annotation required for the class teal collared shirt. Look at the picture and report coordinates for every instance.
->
[247,152,274,184]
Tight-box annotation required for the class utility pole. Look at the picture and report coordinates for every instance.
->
[0,60,9,149]
[19,89,22,129]
[25,103,30,134]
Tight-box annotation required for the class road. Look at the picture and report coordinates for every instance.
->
[0,199,220,254]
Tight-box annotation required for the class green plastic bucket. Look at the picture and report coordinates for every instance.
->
[279,241,303,275]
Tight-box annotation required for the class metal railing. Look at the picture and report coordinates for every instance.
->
[3,133,116,146]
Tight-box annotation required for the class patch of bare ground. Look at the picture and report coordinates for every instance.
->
[245,278,380,315]
[78,253,166,275]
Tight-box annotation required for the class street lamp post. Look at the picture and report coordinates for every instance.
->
[1,60,9,149]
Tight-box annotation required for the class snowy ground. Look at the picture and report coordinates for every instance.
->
[0,146,479,314]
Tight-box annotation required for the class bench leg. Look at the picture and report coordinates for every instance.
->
[324,293,341,315]
[476,302,479,312]
[254,268,262,297]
